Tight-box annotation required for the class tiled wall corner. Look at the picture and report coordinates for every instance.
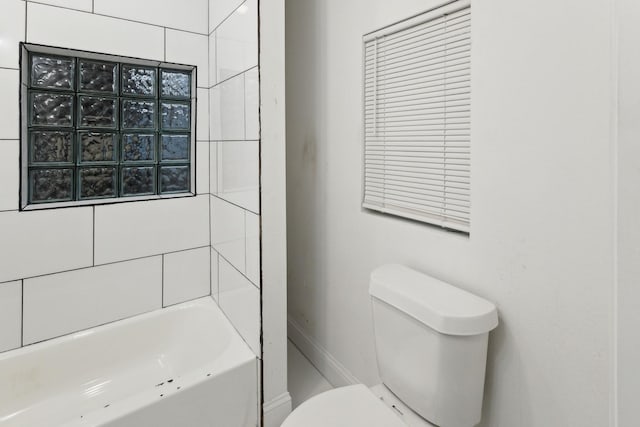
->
[209,0,245,33]
[215,0,258,82]
[163,247,211,307]
[23,256,163,345]
[211,196,246,272]
[218,257,260,356]
[0,281,22,353]
[208,0,261,359]
[166,31,209,87]
[217,140,259,212]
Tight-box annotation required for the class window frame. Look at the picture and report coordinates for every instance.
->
[19,43,198,211]
[361,0,471,233]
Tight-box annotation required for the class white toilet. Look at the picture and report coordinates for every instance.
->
[282,264,498,427]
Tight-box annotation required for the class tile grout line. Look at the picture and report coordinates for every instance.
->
[209,193,259,216]
[25,1,210,36]
[161,254,165,307]
[206,64,258,90]
[208,0,246,36]
[92,206,95,266]
[20,279,24,347]
[3,245,212,284]
[217,250,259,290]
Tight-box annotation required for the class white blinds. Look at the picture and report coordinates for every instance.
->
[362,1,471,233]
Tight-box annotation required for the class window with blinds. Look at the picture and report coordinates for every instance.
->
[362,0,471,233]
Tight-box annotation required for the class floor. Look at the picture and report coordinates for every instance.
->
[287,339,333,408]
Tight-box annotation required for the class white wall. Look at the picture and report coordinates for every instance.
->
[0,0,212,353]
[615,0,640,425]
[286,1,615,426]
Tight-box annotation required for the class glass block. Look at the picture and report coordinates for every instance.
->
[160,166,190,194]
[31,55,74,90]
[79,167,116,199]
[161,70,191,98]
[30,131,73,164]
[30,168,73,203]
[122,166,155,196]
[79,96,117,128]
[79,132,116,163]
[122,133,155,162]
[31,93,73,126]
[122,65,156,96]
[160,134,189,161]
[161,102,190,130]
[79,61,117,93]
[122,100,156,129]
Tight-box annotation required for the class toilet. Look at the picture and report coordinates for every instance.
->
[281,264,499,427]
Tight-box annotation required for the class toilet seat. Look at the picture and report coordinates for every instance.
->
[281,384,407,427]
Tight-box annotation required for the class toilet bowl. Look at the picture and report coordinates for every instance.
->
[281,384,435,427]
[282,264,499,427]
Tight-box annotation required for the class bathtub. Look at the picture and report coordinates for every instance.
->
[0,297,258,427]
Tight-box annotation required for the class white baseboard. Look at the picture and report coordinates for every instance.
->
[263,392,292,427]
[287,316,360,388]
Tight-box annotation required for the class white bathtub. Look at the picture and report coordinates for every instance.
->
[0,297,258,427]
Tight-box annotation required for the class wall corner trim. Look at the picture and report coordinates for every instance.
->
[287,316,360,388]
[263,391,292,427]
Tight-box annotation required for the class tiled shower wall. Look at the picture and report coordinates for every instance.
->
[0,0,261,359]
[209,0,261,356]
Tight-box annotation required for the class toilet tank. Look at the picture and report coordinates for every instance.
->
[369,265,498,427]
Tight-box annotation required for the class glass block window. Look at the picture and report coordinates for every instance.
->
[20,44,196,209]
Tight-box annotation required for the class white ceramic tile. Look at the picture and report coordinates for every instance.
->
[217,140,259,212]
[0,208,93,283]
[0,281,22,353]
[23,256,162,344]
[246,211,260,286]
[94,0,208,34]
[29,0,92,12]
[163,247,210,307]
[196,141,210,194]
[245,67,260,140]
[209,84,222,141]
[0,1,25,69]
[209,0,244,33]
[219,74,245,140]
[218,257,260,356]
[211,247,219,302]
[0,141,19,211]
[211,196,245,272]
[197,88,209,140]
[27,3,165,61]
[94,195,209,264]
[166,29,208,87]
[209,31,217,87]
[216,0,258,81]
[210,141,218,193]
[0,69,19,140]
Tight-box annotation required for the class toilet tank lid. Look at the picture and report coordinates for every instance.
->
[369,264,499,336]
